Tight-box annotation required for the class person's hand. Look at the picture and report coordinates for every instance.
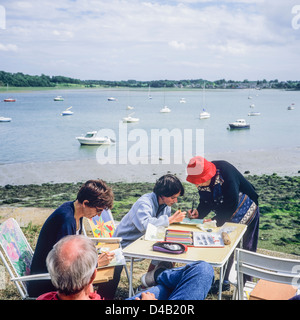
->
[97,251,115,267]
[188,208,199,219]
[169,209,186,224]
[135,291,157,300]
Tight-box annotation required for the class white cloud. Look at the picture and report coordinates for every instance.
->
[0,43,18,52]
[0,0,299,80]
[52,30,74,39]
[168,40,187,50]
[208,41,247,55]
[14,1,33,9]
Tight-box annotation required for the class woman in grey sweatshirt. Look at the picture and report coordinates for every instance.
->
[114,174,186,248]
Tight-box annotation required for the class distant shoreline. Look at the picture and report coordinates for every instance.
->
[0,147,299,186]
[0,85,298,94]
[1,68,300,92]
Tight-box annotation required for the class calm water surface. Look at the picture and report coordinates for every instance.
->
[0,88,299,164]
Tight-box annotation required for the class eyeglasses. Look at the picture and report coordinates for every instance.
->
[95,207,104,214]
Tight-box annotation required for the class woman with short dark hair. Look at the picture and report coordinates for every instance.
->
[112,174,186,295]
[27,179,114,298]
[114,174,186,249]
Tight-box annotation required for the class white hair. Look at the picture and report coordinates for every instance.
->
[46,235,97,295]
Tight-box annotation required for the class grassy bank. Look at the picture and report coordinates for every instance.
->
[0,174,299,256]
[0,84,213,93]
[0,84,93,92]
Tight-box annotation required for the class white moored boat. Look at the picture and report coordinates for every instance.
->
[160,86,171,113]
[199,109,210,119]
[199,82,210,119]
[0,117,12,122]
[122,113,139,123]
[54,96,64,101]
[228,119,250,129]
[248,111,260,116]
[160,106,171,113]
[61,107,74,116]
[76,131,115,145]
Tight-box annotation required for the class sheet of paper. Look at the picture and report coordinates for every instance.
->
[97,248,126,269]
[144,223,165,241]
[179,218,204,225]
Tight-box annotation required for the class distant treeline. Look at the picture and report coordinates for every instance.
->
[1,70,300,90]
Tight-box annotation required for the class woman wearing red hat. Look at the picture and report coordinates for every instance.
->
[186,156,260,293]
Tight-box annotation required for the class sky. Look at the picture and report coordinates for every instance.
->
[0,0,299,81]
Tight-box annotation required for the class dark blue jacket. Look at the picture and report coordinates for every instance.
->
[197,160,258,226]
[27,201,82,297]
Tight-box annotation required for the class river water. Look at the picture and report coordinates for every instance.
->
[0,88,299,165]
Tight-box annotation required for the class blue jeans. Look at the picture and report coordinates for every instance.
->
[127,261,214,300]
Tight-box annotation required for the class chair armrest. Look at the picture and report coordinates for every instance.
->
[11,273,51,282]
[89,237,122,244]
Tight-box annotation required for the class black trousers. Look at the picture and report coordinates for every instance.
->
[96,265,123,300]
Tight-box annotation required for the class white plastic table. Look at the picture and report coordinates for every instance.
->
[123,222,247,300]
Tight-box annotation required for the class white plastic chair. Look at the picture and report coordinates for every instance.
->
[235,248,300,300]
[0,218,50,299]
[228,261,257,300]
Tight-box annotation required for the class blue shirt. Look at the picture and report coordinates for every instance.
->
[114,192,171,248]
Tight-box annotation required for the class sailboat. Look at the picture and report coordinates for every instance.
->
[61,106,74,116]
[199,82,210,119]
[160,86,171,113]
[4,84,16,102]
[160,106,171,113]
[54,96,64,101]
[126,90,134,110]
[122,112,139,123]
[3,98,16,102]
[248,88,253,99]
[199,109,210,119]
[148,85,152,99]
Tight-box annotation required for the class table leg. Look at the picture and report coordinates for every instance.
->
[218,259,230,300]
[128,257,134,298]
[218,266,223,300]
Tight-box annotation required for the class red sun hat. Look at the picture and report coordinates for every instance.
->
[186,156,217,185]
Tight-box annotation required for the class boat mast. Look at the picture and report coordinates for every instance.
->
[202,81,206,110]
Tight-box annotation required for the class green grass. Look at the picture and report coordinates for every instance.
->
[0,175,299,255]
